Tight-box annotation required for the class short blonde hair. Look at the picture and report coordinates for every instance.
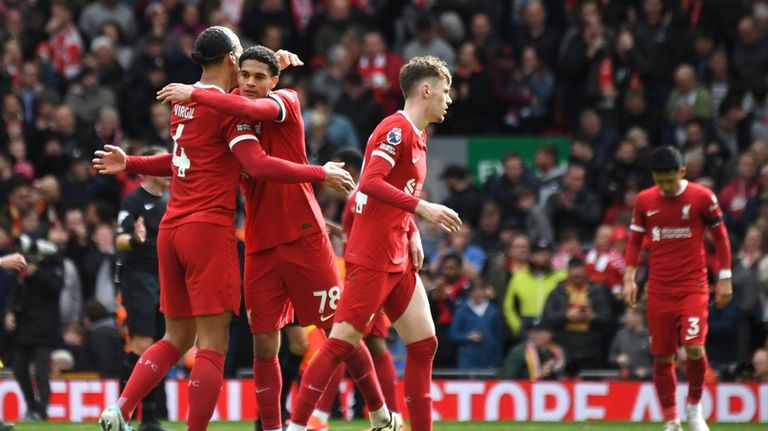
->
[399,56,452,98]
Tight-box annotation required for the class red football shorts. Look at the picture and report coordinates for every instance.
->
[244,231,341,332]
[157,223,241,318]
[366,312,391,339]
[646,291,709,356]
[335,264,416,334]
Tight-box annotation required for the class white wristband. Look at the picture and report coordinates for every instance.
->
[718,269,732,280]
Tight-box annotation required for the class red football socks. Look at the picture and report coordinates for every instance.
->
[118,340,181,420]
[653,361,678,421]
[291,338,355,426]
[345,343,385,412]
[254,357,283,430]
[187,349,225,431]
[686,356,707,404]
[316,364,345,414]
[373,350,400,413]
[405,337,437,431]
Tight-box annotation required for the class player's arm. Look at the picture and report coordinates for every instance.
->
[623,197,646,307]
[702,192,733,308]
[93,145,173,176]
[191,89,282,123]
[231,138,325,183]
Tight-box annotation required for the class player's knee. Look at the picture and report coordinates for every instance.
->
[407,336,437,361]
[329,322,364,345]
[253,332,280,358]
[365,336,387,356]
[653,354,675,363]
[684,345,706,360]
[131,336,155,354]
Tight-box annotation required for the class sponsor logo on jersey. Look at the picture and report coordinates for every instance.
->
[646,210,660,217]
[651,225,693,241]
[387,127,402,145]
[379,143,397,155]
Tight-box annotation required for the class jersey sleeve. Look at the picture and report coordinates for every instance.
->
[700,189,724,227]
[625,194,646,266]
[125,154,173,177]
[191,88,281,122]
[116,195,139,235]
[268,89,301,123]
[368,124,406,168]
[629,194,646,234]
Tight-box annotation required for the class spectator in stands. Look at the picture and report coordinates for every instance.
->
[81,223,118,313]
[64,67,117,126]
[403,14,456,71]
[484,152,535,223]
[142,102,172,149]
[449,282,503,369]
[82,300,121,377]
[751,348,768,382]
[90,34,126,92]
[309,45,353,108]
[610,307,652,380]
[599,139,643,207]
[303,96,359,151]
[585,225,626,299]
[720,152,759,239]
[551,231,583,271]
[620,90,664,145]
[473,201,503,256]
[703,49,735,117]
[78,0,137,43]
[680,118,726,185]
[579,109,619,166]
[0,94,31,149]
[705,282,743,376]
[731,226,764,363]
[444,41,495,134]
[520,46,555,133]
[542,257,612,376]
[713,97,753,176]
[356,30,403,115]
[441,165,483,227]
[485,233,530,306]
[308,0,365,60]
[42,2,83,83]
[504,238,566,342]
[499,319,565,381]
[429,254,470,369]
[513,0,560,70]
[543,164,602,243]
[665,64,713,122]
[533,145,564,205]
[732,15,768,89]
[468,12,500,65]
[334,72,385,148]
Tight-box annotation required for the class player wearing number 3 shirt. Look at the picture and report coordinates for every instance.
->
[623,146,732,431]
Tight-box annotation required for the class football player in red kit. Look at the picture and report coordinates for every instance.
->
[286,56,462,431]
[93,29,352,431]
[624,146,732,431]
[154,46,395,431]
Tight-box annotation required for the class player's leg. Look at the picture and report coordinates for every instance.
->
[308,364,345,431]
[366,316,400,416]
[246,251,293,431]
[386,272,436,431]
[281,323,309,422]
[647,294,681,430]
[288,263,392,431]
[679,294,710,431]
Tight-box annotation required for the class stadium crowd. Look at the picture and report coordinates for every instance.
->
[1,0,768,421]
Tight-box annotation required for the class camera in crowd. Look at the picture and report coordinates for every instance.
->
[18,234,59,263]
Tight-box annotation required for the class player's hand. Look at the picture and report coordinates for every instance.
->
[409,231,424,270]
[622,277,638,308]
[275,49,304,70]
[157,83,194,104]
[467,331,484,343]
[134,216,147,245]
[325,219,345,240]
[715,278,733,309]
[321,162,356,193]
[0,253,27,272]
[415,201,461,233]
[93,145,127,175]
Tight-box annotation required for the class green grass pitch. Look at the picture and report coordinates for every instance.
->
[5,421,766,431]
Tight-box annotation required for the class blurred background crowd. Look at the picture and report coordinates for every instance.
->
[0,0,768,411]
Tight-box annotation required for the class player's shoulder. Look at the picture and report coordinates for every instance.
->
[636,186,659,203]
[373,113,411,143]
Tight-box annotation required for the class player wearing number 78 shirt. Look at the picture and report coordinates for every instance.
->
[623,146,732,431]
[154,45,396,431]
[92,27,354,431]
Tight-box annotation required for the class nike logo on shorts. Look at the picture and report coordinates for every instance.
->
[684,334,699,341]
[320,313,335,322]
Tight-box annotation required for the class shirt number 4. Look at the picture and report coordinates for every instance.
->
[172,124,191,177]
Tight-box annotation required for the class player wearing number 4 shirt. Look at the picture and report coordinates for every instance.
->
[93,28,352,431]
[286,56,462,431]
[623,146,732,431]
[155,46,392,431]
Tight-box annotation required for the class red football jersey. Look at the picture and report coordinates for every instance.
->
[629,180,723,295]
[240,89,324,253]
[345,111,427,272]
[162,83,262,229]
[342,192,355,237]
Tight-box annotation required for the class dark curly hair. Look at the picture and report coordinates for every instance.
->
[191,26,239,66]
[238,45,280,77]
